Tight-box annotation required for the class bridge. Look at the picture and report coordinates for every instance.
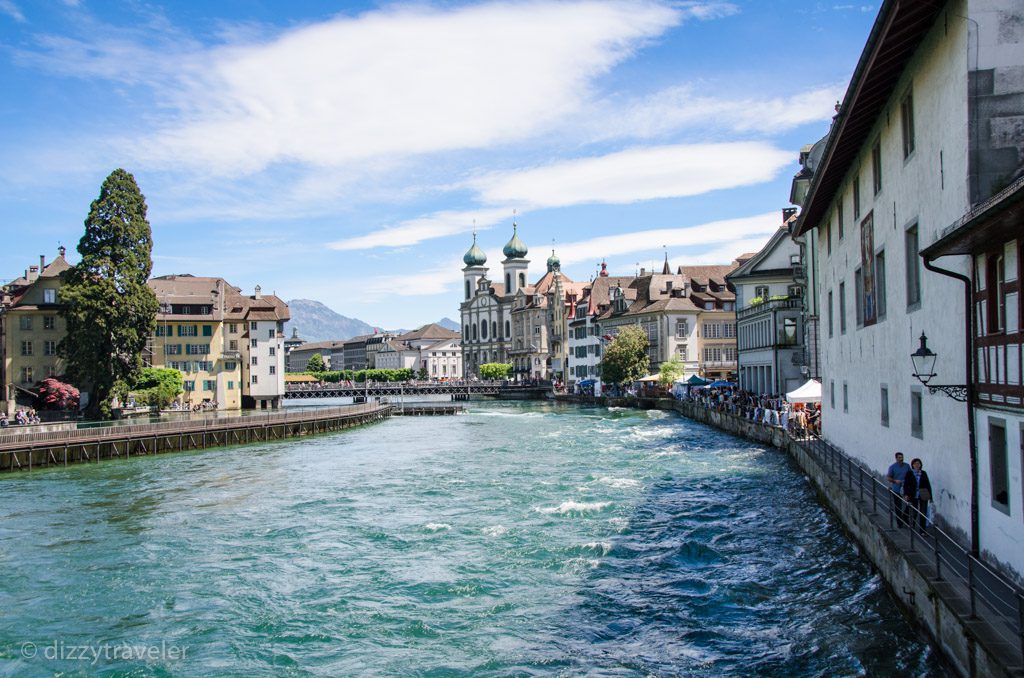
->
[284,380,551,401]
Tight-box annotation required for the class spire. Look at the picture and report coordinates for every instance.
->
[463,228,487,266]
[599,260,608,277]
[502,214,528,259]
[662,246,671,275]
[546,248,560,272]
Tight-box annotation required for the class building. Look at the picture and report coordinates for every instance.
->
[729,213,806,395]
[920,177,1024,575]
[791,0,1024,571]
[365,332,398,369]
[147,276,289,410]
[283,328,305,372]
[567,263,634,391]
[287,341,342,372]
[375,324,462,378]
[1,248,71,414]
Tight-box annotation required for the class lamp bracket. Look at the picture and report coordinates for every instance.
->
[927,384,968,402]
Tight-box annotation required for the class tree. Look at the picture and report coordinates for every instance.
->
[599,326,650,386]
[658,353,685,387]
[36,378,80,410]
[479,362,512,380]
[306,353,326,372]
[59,169,159,419]
[131,367,183,408]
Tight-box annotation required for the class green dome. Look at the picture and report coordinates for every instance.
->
[502,223,528,259]
[463,234,487,266]
[546,249,560,271]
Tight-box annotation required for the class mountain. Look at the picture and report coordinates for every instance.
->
[437,317,461,331]
[284,299,375,343]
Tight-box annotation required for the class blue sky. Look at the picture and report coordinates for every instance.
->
[0,1,877,329]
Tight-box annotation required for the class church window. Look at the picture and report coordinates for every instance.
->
[505,320,511,337]
[519,273,526,288]
[465,280,470,299]
[492,321,497,338]
[506,273,511,290]
[481,320,488,339]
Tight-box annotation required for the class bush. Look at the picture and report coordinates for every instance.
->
[131,367,182,409]
[36,377,80,410]
[479,363,512,380]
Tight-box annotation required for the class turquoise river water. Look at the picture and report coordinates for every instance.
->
[0,402,944,676]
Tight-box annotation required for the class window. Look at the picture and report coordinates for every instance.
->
[43,316,55,330]
[905,224,921,308]
[880,385,890,427]
[19,316,32,330]
[853,174,861,220]
[269,365,276,375]
[269,347,276,356]
[250,338,258,348]
[20,367,32,384]
[229,324,238,334]
[986,251,1006,333]
[43,288,56,304]
[843,382,849,413]
[826,219,832,255]
[250,322,258,330]
[202,325,213,337]
[677,344,687,360]
[830,380,835,409]
[901,89,915,158]
[480,320,488,340]
[225,361,236,371]
[268,329,275,339]
[754,285,769,299]
[492,321,497,339]
[872,142,882,195]
[519,272,526,288]
[854,268,864,327]
[839,282,847,334]
[828,291,834,337]
[837,197,845,240]
[675,320,689,338]
[251,356,258,366]
[782,317,797,345]
[20,341,32,356]
[227,381,234,390]
[183,380,195,392]
[155,325,166,337]
[203,380,216,391]
[910,388,923,439]
[251,375,258,384]
[178,325,198,337]
[44,340,56,356]
[505,320,511,337]
[875,250,887,320]
[989,418,1009,514]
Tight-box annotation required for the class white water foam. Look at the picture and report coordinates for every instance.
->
[423,523,451,532]
[482,525,508,537]
[597,476,641,489]
[581,541,613,556]
[536,501,611,515]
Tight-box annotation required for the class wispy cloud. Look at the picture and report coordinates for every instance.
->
[0,0,25,22]
[468,143,792,209]
[328,207,511,252]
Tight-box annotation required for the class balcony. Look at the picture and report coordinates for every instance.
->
[737,297,802,320]
[702,360,737,368]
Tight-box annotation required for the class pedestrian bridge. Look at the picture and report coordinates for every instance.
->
[284,381,550,400]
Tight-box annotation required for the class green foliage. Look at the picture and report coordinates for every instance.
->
[479,363,512,380]
[59,169,158,419]
[306,353,326,372]
[131,367,183,408]
[417,367,429,380]
[599,326,650,386]
[353,368,414,382]
[658,354,685,386]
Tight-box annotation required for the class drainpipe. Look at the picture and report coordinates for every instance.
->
[922,255,979,558]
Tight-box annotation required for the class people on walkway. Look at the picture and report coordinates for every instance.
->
[886,452,911,527]
[902,458,933,533]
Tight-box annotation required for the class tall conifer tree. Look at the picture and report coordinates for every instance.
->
[60,169,158,419]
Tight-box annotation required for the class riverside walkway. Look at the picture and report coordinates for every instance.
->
[671,398,1024,677]
[0,403,391,472]
[284,380,549,400]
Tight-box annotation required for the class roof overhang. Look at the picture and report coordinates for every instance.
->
[794,0,944,236]
[922,176,1024,259]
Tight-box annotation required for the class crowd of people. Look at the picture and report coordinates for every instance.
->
[687,387,821,437]
[0,409,41,427]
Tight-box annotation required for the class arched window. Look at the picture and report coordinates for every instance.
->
[465,280,471,299]
[472,324,478,340]
[519,272,526,288]
[481,320,488,339]
[492,321,497,338]
[506,273,511,291]
[505,320,511,337]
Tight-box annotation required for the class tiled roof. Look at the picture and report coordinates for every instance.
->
[399,323,460,342]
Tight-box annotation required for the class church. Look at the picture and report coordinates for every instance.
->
[459,222,583,380]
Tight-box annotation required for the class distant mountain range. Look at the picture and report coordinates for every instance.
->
[284,299,460,343]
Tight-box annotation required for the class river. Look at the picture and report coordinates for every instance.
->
[0,402,944,675]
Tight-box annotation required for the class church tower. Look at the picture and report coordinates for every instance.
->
[462,232,488,300]
[501,220,529,295]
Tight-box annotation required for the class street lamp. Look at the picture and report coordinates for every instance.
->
[910,332,967,401]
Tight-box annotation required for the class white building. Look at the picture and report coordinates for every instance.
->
[792,0,1024,574]
[242,286,289,410]
[729,216,806,395]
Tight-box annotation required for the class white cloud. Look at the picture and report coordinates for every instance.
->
[555,212,780,265]
[468,142,792,209]
[133,1,683,175]
[0,0,25,22]
[327,207,511,251]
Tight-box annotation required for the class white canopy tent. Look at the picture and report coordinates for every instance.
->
[786,379,822,404]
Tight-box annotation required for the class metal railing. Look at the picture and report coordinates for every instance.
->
[0,403,386,452]
[733,411,1024,665]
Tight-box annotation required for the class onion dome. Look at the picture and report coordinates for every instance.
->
[546,249,560,271]
[502,222,528,259]
[463,233,487,266]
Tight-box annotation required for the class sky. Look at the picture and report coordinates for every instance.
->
[0,0,878,330]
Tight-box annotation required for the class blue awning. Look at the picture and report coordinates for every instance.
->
[708,380,735,388]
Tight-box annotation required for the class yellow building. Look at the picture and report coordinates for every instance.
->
[1,248,71,414]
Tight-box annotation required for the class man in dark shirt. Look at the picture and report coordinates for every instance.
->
[886,452,911,527]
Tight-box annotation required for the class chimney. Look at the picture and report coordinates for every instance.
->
[40,255,46,272]
[640,267,646,277]
[27,266,39,283]
[254,285,262,300]
[782,207,797,222]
